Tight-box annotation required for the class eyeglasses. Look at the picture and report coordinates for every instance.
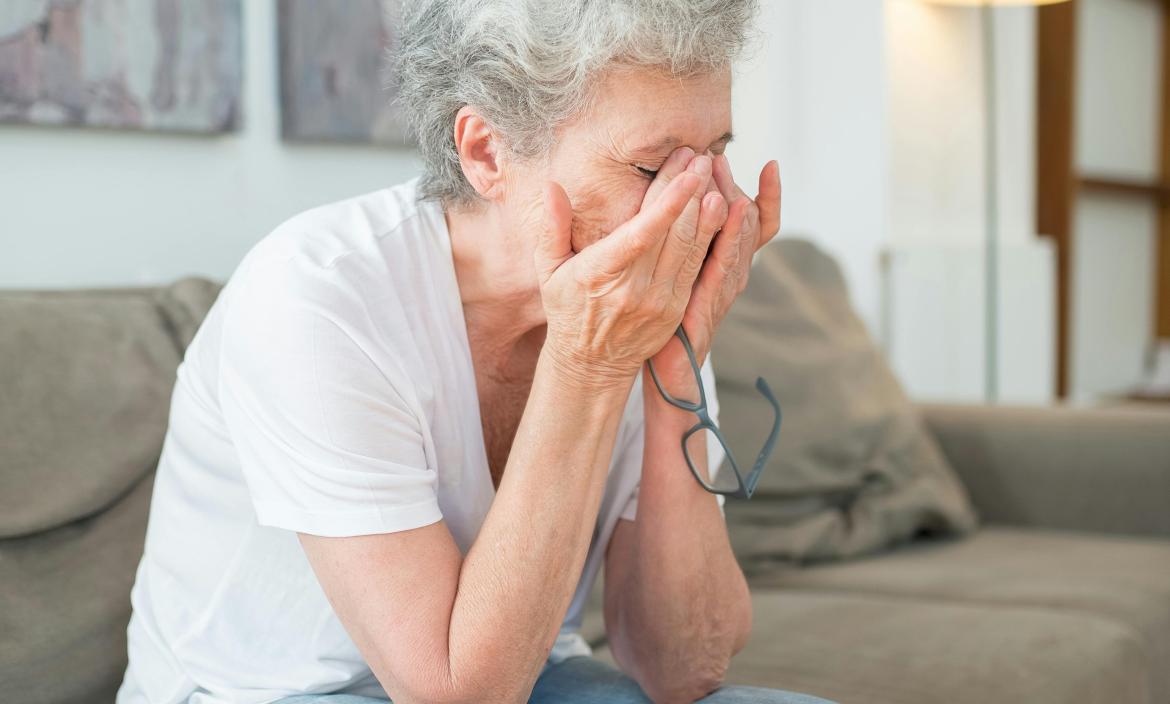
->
[645,324,781,499]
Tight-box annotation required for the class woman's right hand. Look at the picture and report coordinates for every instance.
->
[536,149,727,389]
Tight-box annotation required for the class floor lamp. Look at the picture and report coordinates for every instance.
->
[920,0,1070,402]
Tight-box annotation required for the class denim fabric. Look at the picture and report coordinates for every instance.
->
[275,655,836,703]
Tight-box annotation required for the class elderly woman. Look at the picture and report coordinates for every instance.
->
[118,1,832,703]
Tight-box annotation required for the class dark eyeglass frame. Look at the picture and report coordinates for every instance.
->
[645,324,782,499]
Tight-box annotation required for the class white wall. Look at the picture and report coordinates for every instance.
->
[884,0,1166,403]
[729,0,889,332]
[1076,0,1163,182]
[734,1,1057,403]
[886,2,1037,248]
[882,1,1054,402]
[883,239,1055,403]
[0,0,423,288]
[8,0,1120,405]
[4,0,891,337]
[1071,194,1157,398]
[1,0,894,341]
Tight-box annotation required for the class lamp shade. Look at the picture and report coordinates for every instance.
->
[919,0,1069,5]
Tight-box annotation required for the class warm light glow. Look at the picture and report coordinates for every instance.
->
[917,0,1070,5]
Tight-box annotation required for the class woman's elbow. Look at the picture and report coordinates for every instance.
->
[731,585,754,654]
[641,659,731,704]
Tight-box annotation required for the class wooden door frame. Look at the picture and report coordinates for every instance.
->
[1036,0,1078,398]
[1036,0,1170,398]
[1158,1,1170,340]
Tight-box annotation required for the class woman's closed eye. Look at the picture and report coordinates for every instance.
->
[636,165,659,179]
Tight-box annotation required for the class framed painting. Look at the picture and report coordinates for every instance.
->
[0,0,243,133]
[277,0,411,146]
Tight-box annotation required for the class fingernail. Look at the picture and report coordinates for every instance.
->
[688,155,712,177]
[667,146,693,169]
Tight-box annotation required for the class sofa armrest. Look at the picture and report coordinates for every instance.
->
[919,403,1170,538]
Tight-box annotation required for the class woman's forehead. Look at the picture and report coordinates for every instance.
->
[590,69,732,155]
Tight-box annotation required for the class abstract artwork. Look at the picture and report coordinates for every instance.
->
[0,0,242,133]
[277,0,411,146]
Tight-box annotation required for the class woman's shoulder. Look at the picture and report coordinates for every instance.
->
[216,177,448,343]
[229,178,440,291]
[251,176,432,268]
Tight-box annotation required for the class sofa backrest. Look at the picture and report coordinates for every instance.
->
[712,239,977,564]
[0,278,222,704]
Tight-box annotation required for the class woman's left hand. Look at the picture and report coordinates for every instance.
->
[646,152,781,397]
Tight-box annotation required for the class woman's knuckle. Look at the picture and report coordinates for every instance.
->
[656,293,675,315]
[616,290,638,312]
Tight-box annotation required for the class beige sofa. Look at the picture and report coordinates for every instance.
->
[2,259,1169,704]
[584,403,1170,703]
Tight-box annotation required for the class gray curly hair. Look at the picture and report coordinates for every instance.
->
[389,0,760,211]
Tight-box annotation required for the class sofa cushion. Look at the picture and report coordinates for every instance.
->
[747,527,1170,702]
[583,530,1165,703]
[0,279,223,539]
[647,590,1148,704]
[0,472,154,704]
[0,278,223,703]
[154,277,225,350]
[0,289,180,538]
[712,240,977,562]
[921,403,1170,538]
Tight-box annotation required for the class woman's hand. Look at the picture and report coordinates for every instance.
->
[536,150,728,390]
[647,150,782,396]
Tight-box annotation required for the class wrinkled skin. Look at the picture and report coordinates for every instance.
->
[449,64,781,394]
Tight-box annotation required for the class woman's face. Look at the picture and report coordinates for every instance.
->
[507,66,734,255]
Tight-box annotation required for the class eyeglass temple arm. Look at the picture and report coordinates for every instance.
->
[644,324,707,410]
[738,376,782,495]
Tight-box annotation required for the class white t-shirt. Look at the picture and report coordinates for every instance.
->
[117,176,723,704]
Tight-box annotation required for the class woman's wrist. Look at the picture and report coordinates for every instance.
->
[642,373,699,429]
[644,342,706,411]
[538,343,637,401]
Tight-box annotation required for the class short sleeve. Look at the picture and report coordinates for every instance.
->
[618,354,726,522]
[217,250,442,537]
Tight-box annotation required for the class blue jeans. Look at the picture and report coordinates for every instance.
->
[277,655,835,703]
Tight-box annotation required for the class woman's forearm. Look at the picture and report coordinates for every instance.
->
[445,347,633,700]
[417,158,712,702]
[607,389,753,702]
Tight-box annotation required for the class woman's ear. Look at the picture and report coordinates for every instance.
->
[453,105,505,202]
